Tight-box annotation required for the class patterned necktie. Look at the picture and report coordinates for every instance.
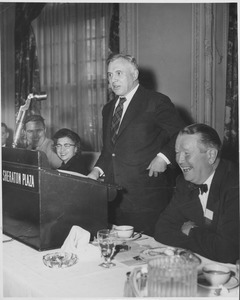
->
[111,97,126,144]
[188,182,208,195]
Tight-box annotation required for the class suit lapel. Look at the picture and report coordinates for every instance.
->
[117,86,146,138]
[185,188,205,225]
[205,162,224,221]
[103,97,118,147]
[109,100,117,126]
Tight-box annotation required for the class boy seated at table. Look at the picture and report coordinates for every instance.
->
[154,123,239,264]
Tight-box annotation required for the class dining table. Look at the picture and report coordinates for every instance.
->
[2,230,239,298]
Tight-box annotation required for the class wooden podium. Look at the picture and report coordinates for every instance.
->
[2,148,118,251]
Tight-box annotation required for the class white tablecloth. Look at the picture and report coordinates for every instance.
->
[2,233,239,298]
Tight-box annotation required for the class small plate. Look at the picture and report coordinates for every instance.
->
[198,273,239,290]
[43,252,78,268]
[139,246,201,265]
[116,232,142,242]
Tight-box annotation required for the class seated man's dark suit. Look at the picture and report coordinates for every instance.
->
[154,159,239,264]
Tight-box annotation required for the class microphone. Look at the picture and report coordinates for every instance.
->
[32,92,47,101]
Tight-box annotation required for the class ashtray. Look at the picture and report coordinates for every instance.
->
[43,251,78,268]
[140,246,201,265]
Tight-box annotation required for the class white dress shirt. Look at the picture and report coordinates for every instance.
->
[198,171,215,215]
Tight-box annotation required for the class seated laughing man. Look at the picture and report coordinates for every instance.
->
[154,123,239,264]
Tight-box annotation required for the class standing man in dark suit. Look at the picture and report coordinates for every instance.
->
[154,123,239,263]
[88,53,185,236]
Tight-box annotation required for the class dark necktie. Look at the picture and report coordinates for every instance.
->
[111,97,126,144]
[188,183,208,195]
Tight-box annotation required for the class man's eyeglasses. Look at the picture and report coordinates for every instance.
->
[55,143,75,149]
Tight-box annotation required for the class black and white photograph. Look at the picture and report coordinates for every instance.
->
[1,1,239,298]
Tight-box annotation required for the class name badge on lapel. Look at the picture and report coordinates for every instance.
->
[204,209,213,226]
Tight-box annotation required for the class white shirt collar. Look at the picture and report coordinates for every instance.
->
[203,171,215,189]
[122,84,139,102]
[114,84,139,110]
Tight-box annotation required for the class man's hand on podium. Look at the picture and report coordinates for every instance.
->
[87,167,101,180]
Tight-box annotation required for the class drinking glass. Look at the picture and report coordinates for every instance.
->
[147,256,198,297]
[97,229,118,268]
[236,259,240,280]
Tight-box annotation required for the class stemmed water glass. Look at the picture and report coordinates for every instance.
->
[97,229,118,268]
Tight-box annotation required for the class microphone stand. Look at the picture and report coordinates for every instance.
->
[12,93,47,148]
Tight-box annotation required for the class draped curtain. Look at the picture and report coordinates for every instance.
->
[32,3,116,151]
[222,3,238,163]
[109,3,119,55]
[15,3,45,115]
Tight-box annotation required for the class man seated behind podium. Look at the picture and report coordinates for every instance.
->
[23,115,62,169]
[2,122,11,147]
[154,123,239,264]
[53,128,88,175]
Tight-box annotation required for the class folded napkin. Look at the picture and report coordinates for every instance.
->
[61,225,101,261]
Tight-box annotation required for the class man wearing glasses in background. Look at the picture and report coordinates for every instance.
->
[23,115,61,169]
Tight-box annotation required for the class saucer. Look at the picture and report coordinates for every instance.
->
[198,273,239,290]
[140,246,201,265]
[116,232,142,242]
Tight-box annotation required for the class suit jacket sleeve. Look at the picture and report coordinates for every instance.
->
[154,181,191,246]
[152,94,185,164]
